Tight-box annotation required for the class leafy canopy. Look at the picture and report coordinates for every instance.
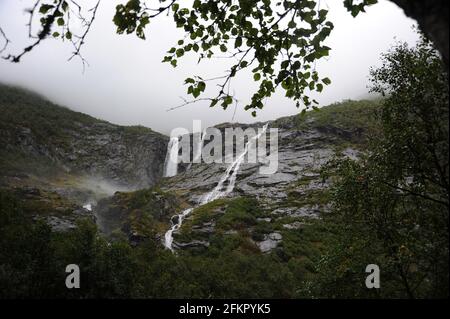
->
[113,0,377,115]
[315,35,449,298]
[3,0,378,115]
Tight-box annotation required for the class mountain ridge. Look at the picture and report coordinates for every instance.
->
[0,83,381,249]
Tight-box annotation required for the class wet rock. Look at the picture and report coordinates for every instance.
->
[283,221,304,230]
[257,232,283,253]
[45,216,76,232]
[342,147,360,160]
[192,221,216,234]
[224,230,238,235]
[271,206,321,218]
[173,240,210,249]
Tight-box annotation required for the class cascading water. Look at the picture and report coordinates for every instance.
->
[163,124,269,251]
[187,129,207,170]
[164,208,193,251]
[201,124,268,204]
[164,137,179,177]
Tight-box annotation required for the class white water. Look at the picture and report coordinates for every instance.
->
[187,129,207,170]
[163,124,269,251]
[201,124,268,204]
[164,137,179,177]
[83,203,92,211]
[164,208,193,251]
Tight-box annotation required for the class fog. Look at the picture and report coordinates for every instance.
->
[0,0,419,135]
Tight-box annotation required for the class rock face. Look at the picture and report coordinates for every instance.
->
[0,84,168,189]
[160,100,378,253]
[0,84,169,233]
[0,84,379,254]
[257,233,283,253]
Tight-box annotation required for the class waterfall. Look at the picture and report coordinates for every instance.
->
[187,129,207,170]
[163,124,269,251]
[201,124,268,204]
[164,208,193,251]
[164,137,179,177]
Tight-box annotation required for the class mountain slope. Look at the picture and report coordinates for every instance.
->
[0,83,169,232]
[0,83,168,190]
[96,99,380,251]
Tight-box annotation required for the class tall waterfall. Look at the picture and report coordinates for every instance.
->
[164,137,179,177]
[187,130,207,170]
[164,124,269,251]
[201,124,268,204]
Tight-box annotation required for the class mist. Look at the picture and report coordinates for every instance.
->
[0,0,419,135]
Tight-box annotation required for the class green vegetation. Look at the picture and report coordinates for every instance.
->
[0,84,95,177]
[0,83,163,178]
[5,1,381,115]
[98,187,183,237]
[0,84,99,143]
[0,189,322,298]
[0,35,447,299]
[294,99,382,148]
[295,99,380,130]
[311,36,449,298]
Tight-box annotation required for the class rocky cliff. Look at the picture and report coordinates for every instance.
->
[0,83,380,256]
[0,84,168,189]
[0,83,168,231]
[95,99,379,251]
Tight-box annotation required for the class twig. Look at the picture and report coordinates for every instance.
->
[68,0,101,72]
[0,26,11,54]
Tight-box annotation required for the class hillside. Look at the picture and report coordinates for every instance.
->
[96,99,381,251]
[0,84,383,297]
[0,83,169,232]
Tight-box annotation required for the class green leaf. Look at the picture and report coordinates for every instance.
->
[210,99,218,107]
[193,88,201,98]
[322,77,332,85]
[62,1,69,12]
[235,37,242,48]
[39,4,54,14]
[176,49,184,58]
[198,81,206,92]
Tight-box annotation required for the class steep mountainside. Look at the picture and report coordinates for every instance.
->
[0,83,381,258]
[0,83,168,231]
[0,84,168,190]
[96,100,380,251]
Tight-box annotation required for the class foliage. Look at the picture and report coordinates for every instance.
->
[0,83,163,178]
[0,189,307,298]
[311,36,449,298]
[294,99,381,133]
[2,0,379,115]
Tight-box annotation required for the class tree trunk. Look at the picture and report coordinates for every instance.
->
[390,0,449,69]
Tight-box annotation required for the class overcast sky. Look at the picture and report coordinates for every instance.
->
[0,0,419,135]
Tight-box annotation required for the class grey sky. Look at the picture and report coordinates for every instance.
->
[0,0,418,135]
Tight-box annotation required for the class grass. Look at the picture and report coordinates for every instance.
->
[295,99,381,131]
[0,83,166,177]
